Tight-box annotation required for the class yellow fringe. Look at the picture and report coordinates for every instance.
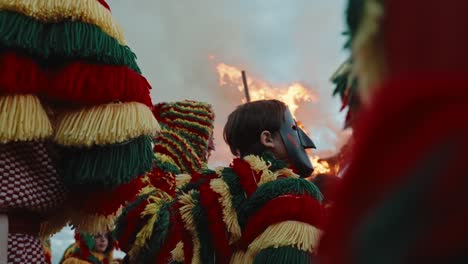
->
[229,250,253,264]
[273,168,299,179]
[243,155,276,186]
[170,241,185,263]
[0,0,126,44]
[128,195,166,259]
[155,152,178,166]
[176,174,192,189]
[62,257,91,264]
[69,210,118,235]
[178,191,201,264]
[210,178,242,244]
[0,94,53,143]
[246,221,322,257]
[353,0,384,52]
[55,102,160,147]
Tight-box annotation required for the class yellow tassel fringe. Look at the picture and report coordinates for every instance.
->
[243,155,276,186]
[69,210,118,235]
[247,221,322,257]
[39,208,71,239]
[210,178,242,244]
[170,241,185,263]
[55,102,160,147]
[176,174,192,189]
[179,191,201,264]
[229,250,253,264]
[0,0,126,44]
[0,94,53,143]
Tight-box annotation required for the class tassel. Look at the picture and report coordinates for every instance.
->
[61,136,154,187]
[0,0,126,44]
[0,51,45,94]
[0,94,52,143]
[47,63,152,107]
[0,11,141,73]
[69,210,118,235]
[247,221,321,256]
[55,102,159,147]
[39,207,71,239]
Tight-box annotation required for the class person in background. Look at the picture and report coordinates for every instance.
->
[319,0,468,263]
[60,232,116,264]
[119,99,325,263]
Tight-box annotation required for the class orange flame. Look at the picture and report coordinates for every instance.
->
[216,63,317,117]
[310,155,331,176]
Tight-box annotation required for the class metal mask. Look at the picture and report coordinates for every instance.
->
[278,109,316,177]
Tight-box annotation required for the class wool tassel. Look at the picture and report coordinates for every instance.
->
[0,0,126,44]
[61,136,154,187]
[0,94,52,143]
[0,51,45,94]
[179,191,202,264]
[171,242,185,263]
[47,63,152,107]
[69,210,119,235]
[55,102,158,147]
[0,11,141,73]
[247,221,321,256]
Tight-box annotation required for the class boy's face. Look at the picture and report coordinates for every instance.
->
[278,109,316,177]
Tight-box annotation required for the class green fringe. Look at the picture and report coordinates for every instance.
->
[154,153,181,175]
[220,167,246,211]
[62,136,153,187]
[114,192,154,243]
[138,201,173,263]
[239,178,323,227]
[0,11,141,73]
[253,246,312,264]
[191,190,215,264]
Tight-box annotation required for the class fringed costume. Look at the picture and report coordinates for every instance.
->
[320,0,468,263]
[0,0,157,262]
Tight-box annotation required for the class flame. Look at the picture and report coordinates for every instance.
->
[310,155,331,176]
[216,63,317,117]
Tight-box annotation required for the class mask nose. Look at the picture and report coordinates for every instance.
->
[298,128,316,149]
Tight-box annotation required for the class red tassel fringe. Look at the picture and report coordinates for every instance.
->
[199,183,232,262]
[0,52,45,94]
[69,176,145,216]
[231,158,261,197]
[240,194,325,249]
[0,51,152,107]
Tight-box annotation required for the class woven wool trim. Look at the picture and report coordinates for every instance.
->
[0,0,125,44]
[0,94,52,143]
[55,102,160,147]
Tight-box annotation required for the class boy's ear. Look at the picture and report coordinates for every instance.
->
[260,130,275,148]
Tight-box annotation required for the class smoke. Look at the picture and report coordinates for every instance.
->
[108,0,349,164]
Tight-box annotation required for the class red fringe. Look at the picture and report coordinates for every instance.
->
[155,210,183,263]
[173,201,194,264]
[199,182,232,263]
[0,51,45,94]
[147,167,176,198]
[97,0,111,11]
[0,51,152,106]
[70,176,144,216]
[47,62,152,107]
[231,158,260,197]
[118,200,149,252]
[241,194,324,249]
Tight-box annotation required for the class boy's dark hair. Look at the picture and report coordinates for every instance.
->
[223,99,287,157]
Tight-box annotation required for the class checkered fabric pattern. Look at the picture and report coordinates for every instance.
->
[0,141,67,212]
[7,233,47,264]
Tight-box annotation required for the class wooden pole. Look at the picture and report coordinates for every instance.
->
[241,70,251,102]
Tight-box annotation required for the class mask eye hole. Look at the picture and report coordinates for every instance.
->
[291,124,297,130]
